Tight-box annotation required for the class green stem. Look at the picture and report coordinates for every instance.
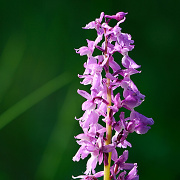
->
[104,78,112,180]
[104,32,112,180]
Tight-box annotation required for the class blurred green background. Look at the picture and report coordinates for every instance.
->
[0,0,179,179]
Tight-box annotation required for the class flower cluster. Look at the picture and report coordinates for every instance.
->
[73,12,154,180]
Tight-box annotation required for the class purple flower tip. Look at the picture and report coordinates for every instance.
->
[105,12,128,21]
[115,12,128,21]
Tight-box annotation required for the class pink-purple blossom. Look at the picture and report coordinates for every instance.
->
[73,12,154,180]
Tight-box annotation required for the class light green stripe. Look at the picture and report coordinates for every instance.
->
[0,72,72,129]
[35,84,80,179]
[0,35,25,102]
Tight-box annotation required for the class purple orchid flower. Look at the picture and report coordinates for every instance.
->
[73,11,153,180]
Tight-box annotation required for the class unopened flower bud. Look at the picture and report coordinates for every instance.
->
[105,12,128,21]
[115,12,128,21]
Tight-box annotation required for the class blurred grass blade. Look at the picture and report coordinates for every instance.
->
[35,84,80,180]
[0,34,25,101]
[0,72,72,129]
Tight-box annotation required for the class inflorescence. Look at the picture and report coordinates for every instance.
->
[73,12,154,180]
